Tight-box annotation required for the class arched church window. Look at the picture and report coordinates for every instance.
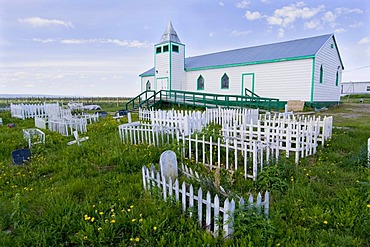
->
[197,75,204,90]
[320,65,324,84]
[221,73,229,89]
[146,80,151,90]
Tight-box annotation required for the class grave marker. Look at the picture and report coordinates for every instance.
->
[0,117,2,126]
[23,128,46,148]
[67,131,89,146]
[160,150,178,180]
[12,149,31,165]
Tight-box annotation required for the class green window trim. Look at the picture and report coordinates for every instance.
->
[197,75,204,90]
[156,46,162,54]
[335,70,339,86]
[221,73,229,89]
[319,65,323,84]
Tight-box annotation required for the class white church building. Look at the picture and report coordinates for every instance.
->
[140,21,344,106]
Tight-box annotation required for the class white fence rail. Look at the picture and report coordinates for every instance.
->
[11,103,60,120]
[142,165,269,237]
[139,108,259,136]
[222,115,333,164]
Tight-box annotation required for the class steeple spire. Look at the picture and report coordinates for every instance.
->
[158,19,181,44]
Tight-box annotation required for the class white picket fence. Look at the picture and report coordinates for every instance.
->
[139,108,259,136]
[23,128,45,148]
[177,134,274,180]
[10,103,60,120]
[118,123,179,146]
[142,164,269,237]
[368,138,370,167]
[222,115,333,164]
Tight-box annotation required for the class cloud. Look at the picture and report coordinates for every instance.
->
[32,38,150,48]
[358,37,370,45]
[18,17,74,28]
[230,30,251,37]
[322,7,363,27]
[277,28,285,38]
[304,19,321,29]
[219,2,224,6]
[236,0,251,9]
[349,22,364,28]
[335,7,363,15]
[334,28,346,33]
[322,11,336,22]
[245,11,263,20]
[209,32,215,38]
[267,2,324,28]
[32,38,56,43]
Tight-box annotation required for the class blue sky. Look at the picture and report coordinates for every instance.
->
[1,0,369,97]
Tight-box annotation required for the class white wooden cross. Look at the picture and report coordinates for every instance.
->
[67,131,89,146]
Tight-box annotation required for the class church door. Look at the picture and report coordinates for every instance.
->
[157,78,169,91]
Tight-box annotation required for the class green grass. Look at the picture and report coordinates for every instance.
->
[1,103,370,246]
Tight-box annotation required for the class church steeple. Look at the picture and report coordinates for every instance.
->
[157,20,181,45]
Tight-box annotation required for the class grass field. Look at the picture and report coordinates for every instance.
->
[1,102,370,246]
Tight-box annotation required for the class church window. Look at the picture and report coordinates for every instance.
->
[221,73,229,89]
[172,44,179,53]
[197,75,204,90]
[335,70,339,86]
[146,80,151,90]
[320,65,323,84]
[156,47,162,54]
[163,45,169,52]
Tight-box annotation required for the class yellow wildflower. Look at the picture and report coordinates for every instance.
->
[91,217,95,222]
[112,214,116,217]
[130,205,134,209]
[83,236,88,240]
[99,212,104,215]
[132,219,136,222]
[130,238,134,241]
[139,219,143,223]
[323,221,328,224]
[127,209,131,212]
[98,227,102,231]
[153,226,157,231]
[92,205,95,208]
[367,204,370,208]
[111,219,116,223]
[111,208,114,212]
[135,237,139,242]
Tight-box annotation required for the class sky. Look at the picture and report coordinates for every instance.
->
[0,0,369,97]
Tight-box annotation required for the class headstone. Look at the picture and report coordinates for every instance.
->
[160,150,178,180]
[287,100,305,112]
[7,123,15,128]
[12,149,31,165]
[96,111,107,118]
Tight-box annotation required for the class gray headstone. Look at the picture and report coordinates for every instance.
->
[160,150,178,180]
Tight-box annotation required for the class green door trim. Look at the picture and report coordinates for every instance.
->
[241,73,255,95]
[310,57,315,102]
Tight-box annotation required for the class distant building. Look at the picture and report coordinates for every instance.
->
[140,20,344,106]
[341,81,370,95]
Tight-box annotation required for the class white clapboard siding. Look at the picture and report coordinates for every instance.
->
[184,58,313,101]
[142,165,269,237]
[313,36,342,102]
